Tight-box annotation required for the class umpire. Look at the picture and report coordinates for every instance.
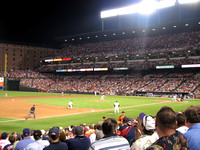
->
[26,105,36,120]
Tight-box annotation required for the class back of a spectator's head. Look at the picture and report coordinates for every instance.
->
[33,130,42,140]
[8,135,16,144]
[74,125,84,136]
[176,112,186,127]
[23,128,31,137]
[89,123,94,129]
[16,132,22,141]
[1,132,9,139]
[184,105,200,123]
[96,121,103,130]
[49,127,60,140]
[123,117,128,124]
[142,115,155,135]
[102,118,118,136]
[156,106,176,130]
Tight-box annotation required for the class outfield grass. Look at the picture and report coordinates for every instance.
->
[0,91,199,134]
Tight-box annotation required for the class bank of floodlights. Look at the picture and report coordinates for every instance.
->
[101,0,200,18]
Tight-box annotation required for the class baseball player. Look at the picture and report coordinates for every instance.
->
[114,101,120,114]
[68,100,73,109]
[26,105,36,120]
[100,95,105,101]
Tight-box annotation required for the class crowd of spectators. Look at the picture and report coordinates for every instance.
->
[55,31,200,59]
[37,30,200,72]
[5,69,200,96]
[0,105,199,150]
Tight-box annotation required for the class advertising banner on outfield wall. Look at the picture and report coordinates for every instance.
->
[0,77,4,86]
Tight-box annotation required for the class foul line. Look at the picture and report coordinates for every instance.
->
[0,101,169,123]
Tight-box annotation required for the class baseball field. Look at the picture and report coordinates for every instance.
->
[0,91,199,133]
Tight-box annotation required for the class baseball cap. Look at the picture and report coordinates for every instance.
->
[1,132,9,139]
[142,116,155,131]
[49,127,60,137]
[75,125,84,136]
[139,112,146,120]
[23,128,31,136]
[122,111,125,113]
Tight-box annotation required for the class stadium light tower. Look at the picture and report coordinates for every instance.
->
[178,0,200,4]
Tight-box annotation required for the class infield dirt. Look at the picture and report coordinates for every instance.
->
[0,95,103,120]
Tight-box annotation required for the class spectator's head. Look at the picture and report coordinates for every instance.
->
[123,117,128,124]
[102,118,118,136]
[141,115,155,135]
[1,132,9,139]
[59,130,66,142]
[8,135,16,144]
[33,130,42,140]
[23,128,31,137]
[16,132,22,141]
[74,125,84,136]
[176,112,186,128]
[96,121,103,130]
[155,106,176,137]
[49,127,60,141]
[184,105,200,127]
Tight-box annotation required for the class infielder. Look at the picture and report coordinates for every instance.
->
[26,105,36,120]
[114,101,120,114]
[68,100,73,109]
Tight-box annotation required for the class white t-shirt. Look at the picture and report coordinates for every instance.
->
[176,126,189,134]
[131,131,159,150]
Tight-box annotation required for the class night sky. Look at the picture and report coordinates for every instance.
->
[0,0,140,44]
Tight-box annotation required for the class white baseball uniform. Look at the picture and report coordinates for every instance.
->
[68,100,73,109]
[100,95,104,100]
[114,101,120,114]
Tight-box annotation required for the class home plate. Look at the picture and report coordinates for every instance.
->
[91,110,95,112]
[12,99,15,101]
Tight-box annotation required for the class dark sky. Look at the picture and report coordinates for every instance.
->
[0,0,140,45]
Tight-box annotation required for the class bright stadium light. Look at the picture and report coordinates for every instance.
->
[137,0,158,14]
[178,0,200,4]
[101,5,138,18]
[158,0,176,9]
[100,0,180,18]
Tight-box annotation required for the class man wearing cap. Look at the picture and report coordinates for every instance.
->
[120,117,136,146]
[89,118,130,150]
[0,132,10,149]
[15,128,35,150]
[146,106,189,150]
[43,127,68,150]
[25,130,49,150]
[26,105,36,120]
[118,111,126,124]
[131,115,158,150]
[68,125,91,150]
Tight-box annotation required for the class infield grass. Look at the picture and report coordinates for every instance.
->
[0,91,199,134]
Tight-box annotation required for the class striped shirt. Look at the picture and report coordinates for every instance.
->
[89,134,130,150]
